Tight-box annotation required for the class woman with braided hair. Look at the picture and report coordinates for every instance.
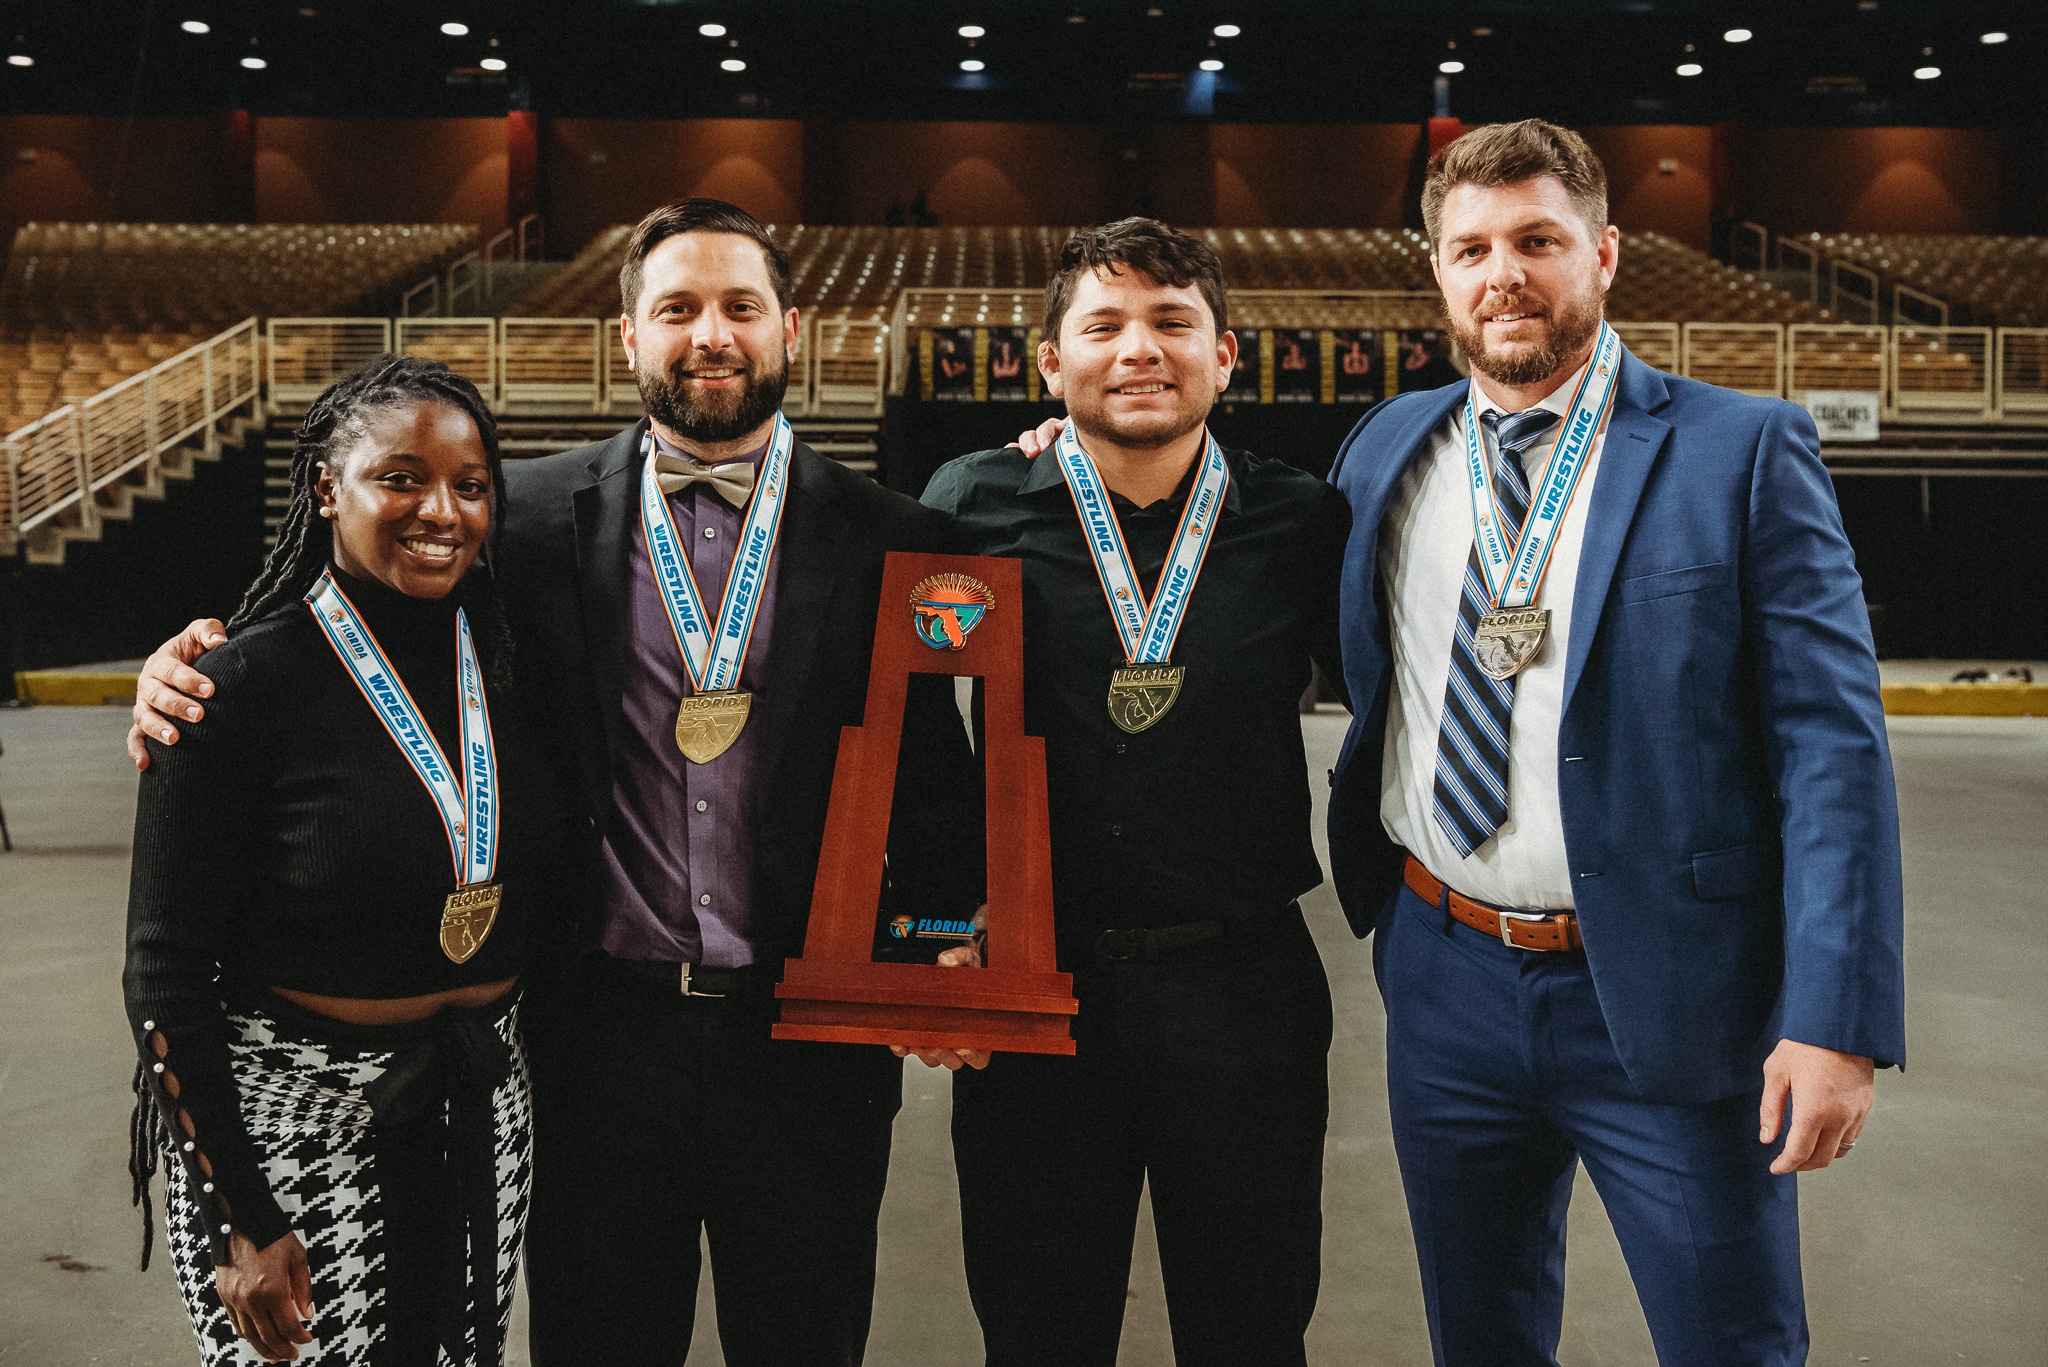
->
[123,354,569,1365]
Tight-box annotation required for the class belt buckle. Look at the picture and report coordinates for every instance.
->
[679,963,726,998]
[1495,908,1549,950]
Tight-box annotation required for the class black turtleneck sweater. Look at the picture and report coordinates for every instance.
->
[123,566,568,1257]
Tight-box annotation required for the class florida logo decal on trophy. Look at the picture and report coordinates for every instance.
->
[910,573,996,650]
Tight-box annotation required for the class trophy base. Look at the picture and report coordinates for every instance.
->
[773,959,1079,1055]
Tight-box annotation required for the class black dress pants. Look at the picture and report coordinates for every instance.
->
[524,955,900,1367]
[951,907,1333,1367]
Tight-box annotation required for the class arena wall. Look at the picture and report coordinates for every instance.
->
[0,114,2040,263]
[545,118,804,254]
[1728,126,2005,235]
[254,117,510,232]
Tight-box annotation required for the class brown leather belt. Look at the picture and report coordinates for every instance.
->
[1404,855,1583,953]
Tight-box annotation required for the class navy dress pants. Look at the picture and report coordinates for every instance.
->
[1377,882,1806,1367]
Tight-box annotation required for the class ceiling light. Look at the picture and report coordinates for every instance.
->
[1981,32,2009,45]
[440,21,468,36]
[1199,58,1224,71]
[479,56,506,71]
[1913,65,1940,79]
[1438,60,1464,73]
[1213,24,1240,37]
[7,53,32,67]
[1676,62,1703,76]
[958,25,985,38]
[959,58,984,71]
[1066,12,1085,23]
[699,23,725,37]
[720,57,746,72]
[239,55,266,69]
[1472,26,1493,37]
[1723,28,1752,42]
[180,20,210,34]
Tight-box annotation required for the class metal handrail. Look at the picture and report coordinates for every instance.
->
[1731,221,1770,272]
[2,318,261,551]
[516,213,543,263]
[1894,283,1950,328]
[401,275,441,319]
[446,251,483,315]
[482,227,516,299]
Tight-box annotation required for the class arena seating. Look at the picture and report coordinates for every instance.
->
[0,329,214,441]
[1,222,477,435]
[504,223,1820,326]
[3,222,478,332]
[1796,233,2048,327]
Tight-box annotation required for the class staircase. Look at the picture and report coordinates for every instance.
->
[23,405,267,566]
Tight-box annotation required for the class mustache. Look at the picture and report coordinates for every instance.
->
[669,350,751,377]
[1474,294,1547,320]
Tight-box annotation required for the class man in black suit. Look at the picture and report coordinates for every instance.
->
[129,200,977,1366]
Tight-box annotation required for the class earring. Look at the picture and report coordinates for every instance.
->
[319,506,336,519]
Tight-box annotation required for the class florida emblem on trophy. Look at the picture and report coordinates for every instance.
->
[773,551,1079,1055]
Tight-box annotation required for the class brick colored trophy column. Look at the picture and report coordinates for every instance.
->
[773,551,1077,1054]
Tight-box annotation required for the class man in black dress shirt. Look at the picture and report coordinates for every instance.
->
[913,219,1350,1367]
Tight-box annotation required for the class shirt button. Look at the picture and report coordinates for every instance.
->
[699,893,712,906]
[703,526,717,540]
[695,799,708,812]
[1115,743,1127,755]
[1109,824,1124,837]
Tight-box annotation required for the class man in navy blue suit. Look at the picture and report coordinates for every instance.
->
[1325,119,1905,1364]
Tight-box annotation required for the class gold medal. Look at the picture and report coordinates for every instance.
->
[1471,608,1550,681]
[675,689,752,763]
[440,883,503,963]
[1107,664,1184,734]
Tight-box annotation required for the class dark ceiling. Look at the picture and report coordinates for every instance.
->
[0,0,2040,125]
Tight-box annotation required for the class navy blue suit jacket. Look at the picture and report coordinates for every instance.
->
[1327,351,1906,1104]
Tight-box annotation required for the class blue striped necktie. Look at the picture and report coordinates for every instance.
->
[1431,406,1561,858]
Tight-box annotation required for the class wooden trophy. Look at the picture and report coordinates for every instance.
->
[773,551,1078,1054]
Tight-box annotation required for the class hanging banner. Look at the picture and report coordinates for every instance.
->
[1330,328,1382,403]
[1394,328,1464,393]
[1272,328,1319,404]
[929,327,977,402]
[986,326,1031,402]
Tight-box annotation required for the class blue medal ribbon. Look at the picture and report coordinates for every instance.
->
[637,412,793,693]
[1054,424,1230,665]
[1462,321,1622,609]
[306,570,498,889]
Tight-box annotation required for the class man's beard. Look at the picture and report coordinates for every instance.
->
[639,345,788,445]
[1446,277,1606,389]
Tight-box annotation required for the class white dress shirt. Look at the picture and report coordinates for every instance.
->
[1377,358,1609,910]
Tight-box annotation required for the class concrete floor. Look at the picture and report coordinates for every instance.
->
[1,706,2042,1365]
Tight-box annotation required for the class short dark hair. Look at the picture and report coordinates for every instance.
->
[1043,217,1228,341]
[1421,119,1609,249]
[618,198,793,318]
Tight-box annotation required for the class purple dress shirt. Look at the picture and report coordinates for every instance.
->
[594,430,777,968]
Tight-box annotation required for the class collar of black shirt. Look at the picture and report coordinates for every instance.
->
[1015,435,1248,518]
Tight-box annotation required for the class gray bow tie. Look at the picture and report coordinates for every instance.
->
[653,452,757,507]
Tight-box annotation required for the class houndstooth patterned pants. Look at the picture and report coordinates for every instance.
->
[162,1001,532,1367]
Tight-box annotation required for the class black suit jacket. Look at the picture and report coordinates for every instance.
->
[496,420,978,978]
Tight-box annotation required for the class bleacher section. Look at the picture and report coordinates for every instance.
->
[1793,233,2048,328]
[1,330,214,442]
[0,222,477,436]
[13,218,2048,567]
[3,222,478,332]
[505,224,1817,323]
